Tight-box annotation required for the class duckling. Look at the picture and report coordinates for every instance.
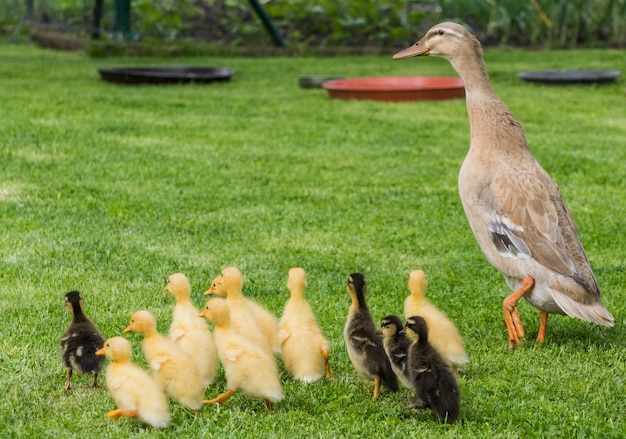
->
[380,315,413,391]
[165,272,218,387]
[404,270,468,373]
[405,315,460,424]
[278,267,331,382]
[199,298,284,412]
[394,22,614,348]
[344,273,398,399]
[60,290,105,391]
[96,337,170,428]
[205,267,279,354]
[124,310,204,410]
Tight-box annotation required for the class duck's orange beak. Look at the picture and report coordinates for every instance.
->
[393,39,429,59]
[204,288,214,296]
[198,311,206,318]
[95,347,105,356]
[123,326,132,333]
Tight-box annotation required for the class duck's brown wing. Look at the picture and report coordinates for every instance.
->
[485,169,600,300]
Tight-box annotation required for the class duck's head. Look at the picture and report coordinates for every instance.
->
[287,267,307,296]
[408,270,428,298]
[221,266,244,295]
[404,315,428,342]
[346,272,367,307]
[393,21,479,61]
[124,310,156,335]
[64,290,84,315]
[165,273,191,299]
[204,274,225,297]
[96,336,131,362]
[380,315,405,338]
[198,298,229,327]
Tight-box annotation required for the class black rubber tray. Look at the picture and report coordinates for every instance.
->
[518,70,620,84]
[98,67,234,84]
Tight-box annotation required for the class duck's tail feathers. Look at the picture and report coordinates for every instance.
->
[553,292,614,327]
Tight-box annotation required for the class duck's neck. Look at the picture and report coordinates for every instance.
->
[448,52,526,151]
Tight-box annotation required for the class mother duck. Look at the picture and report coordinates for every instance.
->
[393,22,614,348]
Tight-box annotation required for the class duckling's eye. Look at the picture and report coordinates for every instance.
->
[106,343,110,347]
[437,29,444,36]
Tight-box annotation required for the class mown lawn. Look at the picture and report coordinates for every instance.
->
[0,41,624,438]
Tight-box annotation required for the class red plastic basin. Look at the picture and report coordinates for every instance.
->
[323,76,465,102]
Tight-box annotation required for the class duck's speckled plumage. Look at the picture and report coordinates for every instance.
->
[394,22,614,347]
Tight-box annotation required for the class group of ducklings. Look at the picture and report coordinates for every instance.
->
[344,270,467,424]
[61,266,331,428]
[61,267,466,427]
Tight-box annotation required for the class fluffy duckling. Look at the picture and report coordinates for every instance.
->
[165,272,218,387]
[394,22,613,348]
[124,310,204,410]
[380,315,413,391]
[278,267,331,382]
[404,270,468,374]
[405,316,460,424]
[199,298,284,412]
[96,337,170,428]
[60,290,105,391]
[344,273,398,399]
[205,267,279,354]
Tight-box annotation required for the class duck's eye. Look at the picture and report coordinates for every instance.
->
[106,343,110,347]
[438,29,444,35]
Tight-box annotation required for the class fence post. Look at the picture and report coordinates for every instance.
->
[113,0,133,41]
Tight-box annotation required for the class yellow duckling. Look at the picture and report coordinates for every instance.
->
[278,267,331,382]
[204,266,279,354]
[404,270,469,373]
[96,337,170,428]
[199,298,284,412]
[165,272,218,388]
[124,310,204,410]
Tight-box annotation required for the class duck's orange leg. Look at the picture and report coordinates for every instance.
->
[263,399,272,413]
[372,376,381,399]
[537,311,548,344]
[106,408,138,420]
[204,389,235,406]
[503,275,535,349]
[322,348,332,379]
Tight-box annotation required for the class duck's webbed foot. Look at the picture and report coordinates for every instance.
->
[503,275,534,348]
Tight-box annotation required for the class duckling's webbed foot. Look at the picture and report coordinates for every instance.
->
[503,275,535,349]
[204,389,235,406]
[322,348,332,379]
[372,376,381,399]
[107,408,138,420]
[404,396,427,410]
[64,369,72,392]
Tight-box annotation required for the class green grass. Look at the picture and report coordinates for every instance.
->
[0,42,625,438]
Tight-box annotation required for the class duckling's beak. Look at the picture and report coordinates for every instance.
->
[123,326,131,333]
[393,40,429,59]
[204,288,214,296]
[398,329,406,336]
[95,347,105,356]
[198,311,205,318]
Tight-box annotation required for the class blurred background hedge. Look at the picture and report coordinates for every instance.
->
[1,0,625,50]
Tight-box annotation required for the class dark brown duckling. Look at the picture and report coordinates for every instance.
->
[344,273,398,399]
[60,290,106,391]
[380,314,413,391]
[405,315,460,423]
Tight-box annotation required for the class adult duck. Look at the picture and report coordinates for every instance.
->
[393,22,614,348]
